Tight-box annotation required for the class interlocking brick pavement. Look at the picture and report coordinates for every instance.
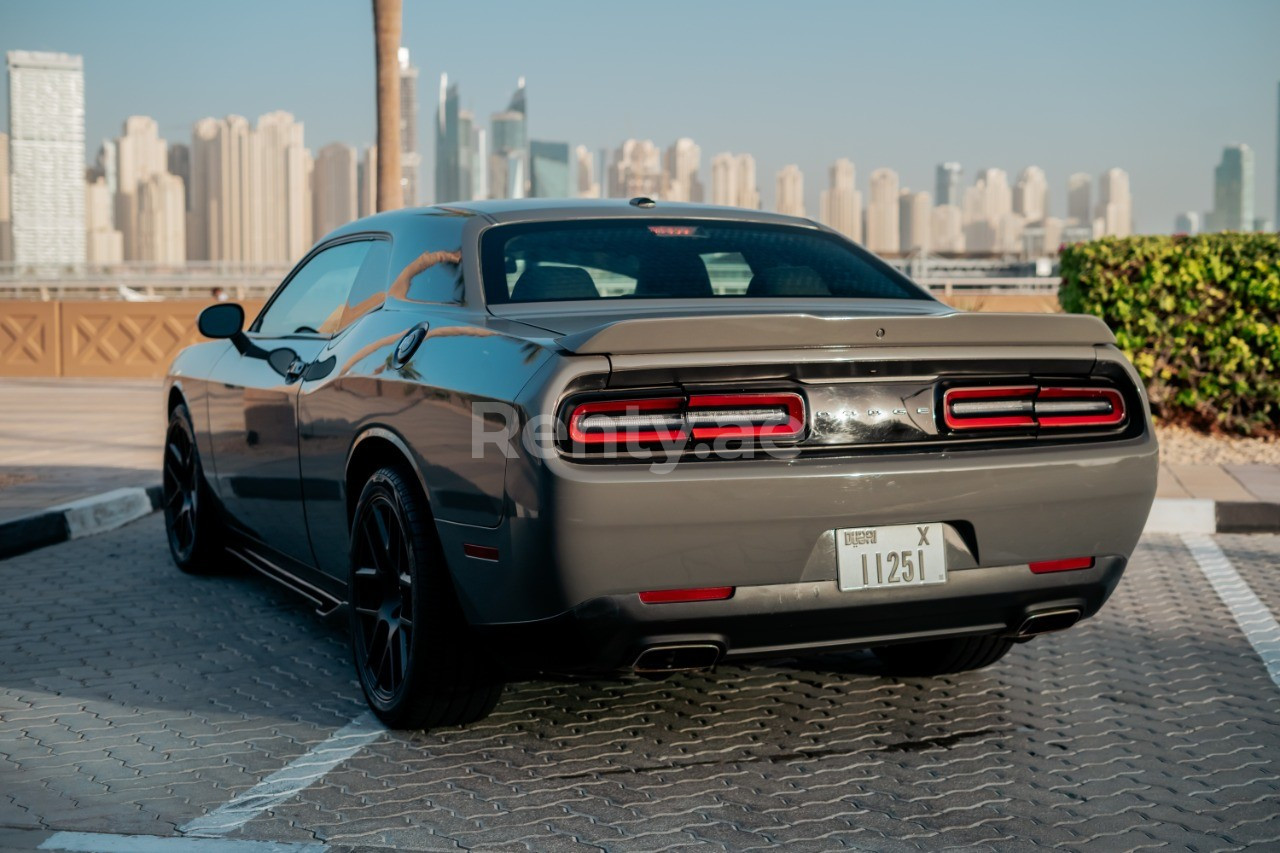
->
[2,517,1279,850]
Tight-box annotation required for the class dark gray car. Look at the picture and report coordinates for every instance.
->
[164,199,1158,728]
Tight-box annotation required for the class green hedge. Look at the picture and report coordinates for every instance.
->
[1059,233,1280,435]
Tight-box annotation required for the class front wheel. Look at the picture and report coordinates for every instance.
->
[163,405,225,573]
[348,465,503,729]
[872,634,1015,677]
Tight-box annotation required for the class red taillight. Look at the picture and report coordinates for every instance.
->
[566,392,806,448]
[639,586,735,603]
[1035,387,1126,428]
[943,385,1127,432]
[568,397,686,445]
[686,393,805,440]
[1029,557,1095,573]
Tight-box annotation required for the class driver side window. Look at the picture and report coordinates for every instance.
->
[255,240,373,337]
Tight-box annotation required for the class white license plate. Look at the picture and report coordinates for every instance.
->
[836,522,947,592]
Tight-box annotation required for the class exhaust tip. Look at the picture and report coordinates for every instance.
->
[633,643,722,673]
[1015,608,1083,638]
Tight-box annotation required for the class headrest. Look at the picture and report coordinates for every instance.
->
[746,265,831,297]
[510,265,600,301]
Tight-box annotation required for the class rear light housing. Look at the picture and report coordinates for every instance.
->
[565,392,805,451]
[943,384,1127,432]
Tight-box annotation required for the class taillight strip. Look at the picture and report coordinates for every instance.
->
[687,393,805,440]
[1036,387,1126,428]
[944,385,1127,431]
[566,392,807,447]
[568,397,686,444]
[943,386,1038,430]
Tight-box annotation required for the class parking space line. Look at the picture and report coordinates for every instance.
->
[40,831,325,852]
[1183,533,1280,688]
[179,712,384,838]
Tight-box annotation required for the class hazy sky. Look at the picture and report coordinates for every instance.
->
[3,0,1278,233]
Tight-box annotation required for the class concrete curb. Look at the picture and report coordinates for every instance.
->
[0,485,162,560]
[1144,497,1280,535]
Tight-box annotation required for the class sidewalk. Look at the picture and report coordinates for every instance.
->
[0,378,162,524]
[1156,462,1280,532]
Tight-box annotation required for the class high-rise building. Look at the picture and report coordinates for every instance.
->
[257,110,312,262]
[529,140,571,198]
[115,116,168,260]
[1174,211,1200,234]
[935,162,962,207]
[313,142,358,239]
[398,48,420,206]
[168,143,190,218]
[84,176,122,263]
[900,190,932,253]
[710,153,759,209]
[357,146,377,218]
[1207,144,1254,232]
[962,168,1013,252]
[436,74,464,203]
[1254,216,1274,232]
[1067,173,1092,223]
[6,50,85,266]
[189,115,255,262]
[1096,167,1133,237]
[0,131,10,262]
[931,204,963,253]
[95,139,117,219]
[137,172,185,264]
[865,168,900,255]
[775,165,805,217]
[574,145,600,198]
[1013,166,1049,223]
[663,138,703,202]
[489,78,527,200]
[818,158,862,242]
[609,139,662,198]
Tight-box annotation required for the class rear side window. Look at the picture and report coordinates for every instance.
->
[481,220,927,304]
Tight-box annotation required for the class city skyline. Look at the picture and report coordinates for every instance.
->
[1,0,1277,233]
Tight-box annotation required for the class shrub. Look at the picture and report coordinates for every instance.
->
[1059,233,1280,436]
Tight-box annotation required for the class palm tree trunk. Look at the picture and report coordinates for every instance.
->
[373,0,403,212]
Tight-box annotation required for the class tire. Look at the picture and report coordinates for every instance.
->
[872,634,1015,677]
[163,404,225,574]
[348,465,503,729]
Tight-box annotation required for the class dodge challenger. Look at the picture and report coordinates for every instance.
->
[163,198,1158,728]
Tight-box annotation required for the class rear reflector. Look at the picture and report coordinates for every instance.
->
[463,543,500,561]
[1029,557,1095,573]
[639,586,735,603]
[944,385,1126,431]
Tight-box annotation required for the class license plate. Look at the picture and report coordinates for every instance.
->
[836,522,947,592]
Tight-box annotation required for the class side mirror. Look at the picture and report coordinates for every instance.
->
[198,303,245,339]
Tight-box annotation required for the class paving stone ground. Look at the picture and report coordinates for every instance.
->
[1,517,1278,850]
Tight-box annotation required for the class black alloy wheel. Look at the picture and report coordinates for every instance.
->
[163,405,222,573]
[348,465,504,729]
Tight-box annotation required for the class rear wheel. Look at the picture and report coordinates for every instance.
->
[163,405,224,573]
[872,634,1015,676]
[348,465,503,729]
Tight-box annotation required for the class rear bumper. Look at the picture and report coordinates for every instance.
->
[474,557,1126,673]
[438,430,1157,627]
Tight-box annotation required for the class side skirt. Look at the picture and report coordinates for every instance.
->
[226,544,345,617]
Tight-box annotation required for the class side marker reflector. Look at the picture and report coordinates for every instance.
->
[463,543,500,561]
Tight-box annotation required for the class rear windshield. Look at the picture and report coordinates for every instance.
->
[480,220,928,304]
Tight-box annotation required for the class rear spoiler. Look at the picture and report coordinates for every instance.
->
[556,312,1117,355]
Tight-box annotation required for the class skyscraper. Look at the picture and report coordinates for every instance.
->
[1096,167,1133,237]
[1174,211,1201,234]
[84,176,122,263]
[529,140,571,198]
[663,138,703,202]
[137,173,186,263]
[931,204,963,253]
[935,162,962,207]
[1207,144,1254,232]
[398,48,420,206]
[257,110,311,262]
[775,165,805,216]
[900,190,932,253]
[574,145,599,198]
[865,168,900,254]
[962,168,1012,252]
[818,158,861,242]
[1013,166,1049,223]
[357,146,378,218]
[609,139,662,198]
[0,131,10,262]
[313,142,358,239]
[115,116,168,260]
[436,74,463,203]
[1067,173,1092,223]
[6,50,85,266]
[710,153,759,209]
[189,115,255,262]
[167,143,190,219]
[489,78,528,200]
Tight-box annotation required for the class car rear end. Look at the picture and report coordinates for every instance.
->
[443,210,1159,673]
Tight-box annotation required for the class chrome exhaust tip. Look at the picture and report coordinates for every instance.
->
[633,643,722,673]
[1014,608,1083,638]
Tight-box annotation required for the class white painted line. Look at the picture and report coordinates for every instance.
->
[56,486,154,539]
[40,830,324,852]
[1146,498,1216,534]
[180,713,384,838]
[1183,533,1280,689]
